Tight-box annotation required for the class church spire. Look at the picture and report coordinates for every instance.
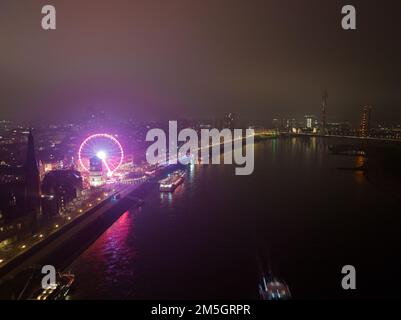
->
[25,129,40,216]
[26,128,39,174]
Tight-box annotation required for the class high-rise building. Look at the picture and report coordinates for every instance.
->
[321,90,328,134]
[24,130,41,217]
[304,115,316,130]
[360,106,372,137]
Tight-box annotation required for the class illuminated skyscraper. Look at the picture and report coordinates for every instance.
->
[24,130,41,217]
[321,90,328,134]
[304,115,316,130]
[360,106,372,137]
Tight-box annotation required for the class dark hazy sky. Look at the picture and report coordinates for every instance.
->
[0,0,400,124]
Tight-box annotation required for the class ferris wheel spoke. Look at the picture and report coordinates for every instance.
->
[102,159,112,175]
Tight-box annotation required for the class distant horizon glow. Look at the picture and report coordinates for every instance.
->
[1,1,401,123]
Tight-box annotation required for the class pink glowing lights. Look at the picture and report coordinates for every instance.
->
[78,133,124,175]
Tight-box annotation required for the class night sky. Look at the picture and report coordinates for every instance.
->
[1,0,400,124]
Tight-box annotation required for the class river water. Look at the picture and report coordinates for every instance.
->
[68,137,401,299]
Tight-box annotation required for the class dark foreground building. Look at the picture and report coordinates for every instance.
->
[41,170,83,217]
[24,130,41,218]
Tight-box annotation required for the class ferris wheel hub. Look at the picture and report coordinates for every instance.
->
[96,150,107,160]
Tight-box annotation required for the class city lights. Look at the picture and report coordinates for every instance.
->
[1,0,401,303]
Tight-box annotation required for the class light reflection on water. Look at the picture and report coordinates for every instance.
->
[354,155,366,185]
[68,138,401,299]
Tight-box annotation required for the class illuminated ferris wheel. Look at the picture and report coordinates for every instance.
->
[78,133,124,176]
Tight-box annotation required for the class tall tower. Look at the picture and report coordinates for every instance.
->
[321,89,328,134]
[24,129,41,216]
[360,106,372,137]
